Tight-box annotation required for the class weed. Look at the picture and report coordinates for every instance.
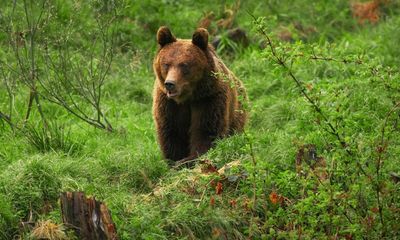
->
[23,121,80,154]
[30,220,68,240]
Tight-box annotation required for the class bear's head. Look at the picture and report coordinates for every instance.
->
[154,26,214,104]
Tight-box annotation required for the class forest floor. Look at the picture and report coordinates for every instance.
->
[1,1,400,239]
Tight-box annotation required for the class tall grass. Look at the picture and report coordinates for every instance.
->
[23,121,80,154]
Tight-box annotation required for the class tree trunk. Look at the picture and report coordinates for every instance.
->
[60,192,118,240]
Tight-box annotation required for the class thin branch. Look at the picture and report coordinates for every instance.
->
[375,101,400,233]
[23,0,48,128]
[0,66,15,125]
[250,14,368,176]
[0,111,14,129]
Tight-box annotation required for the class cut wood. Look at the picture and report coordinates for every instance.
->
[60,192,118,240]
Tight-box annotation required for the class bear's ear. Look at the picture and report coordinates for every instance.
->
[192,28,209,50]
[157,26,176,47]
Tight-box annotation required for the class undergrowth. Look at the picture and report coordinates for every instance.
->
[0,0,399,239]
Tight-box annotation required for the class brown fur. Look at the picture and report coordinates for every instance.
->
[153,26,247,162]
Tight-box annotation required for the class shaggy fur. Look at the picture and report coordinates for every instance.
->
[153,26,247,162]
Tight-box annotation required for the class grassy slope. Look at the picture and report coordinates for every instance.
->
[1,0,400,239]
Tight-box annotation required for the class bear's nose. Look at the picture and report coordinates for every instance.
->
[164,81,176,91]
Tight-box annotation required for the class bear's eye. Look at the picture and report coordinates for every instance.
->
[179,63,190,75]
[162,63,170,71]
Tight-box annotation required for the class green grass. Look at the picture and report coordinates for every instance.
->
[1,0,400,239]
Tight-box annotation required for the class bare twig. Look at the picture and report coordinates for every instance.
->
[4,1,115,132]
[0,64,16,130]
[0,111,14,129]
[35,3,115,132]
[8,0,49,128]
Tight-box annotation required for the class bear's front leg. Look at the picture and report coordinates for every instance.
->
[153,88,191,161]
[188,95,229,160]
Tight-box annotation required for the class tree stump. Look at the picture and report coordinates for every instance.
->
[60,192,118,240]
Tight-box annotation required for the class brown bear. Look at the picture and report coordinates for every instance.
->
[152,26,247,163]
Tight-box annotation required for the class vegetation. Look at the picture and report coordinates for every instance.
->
[1,0,399,239]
